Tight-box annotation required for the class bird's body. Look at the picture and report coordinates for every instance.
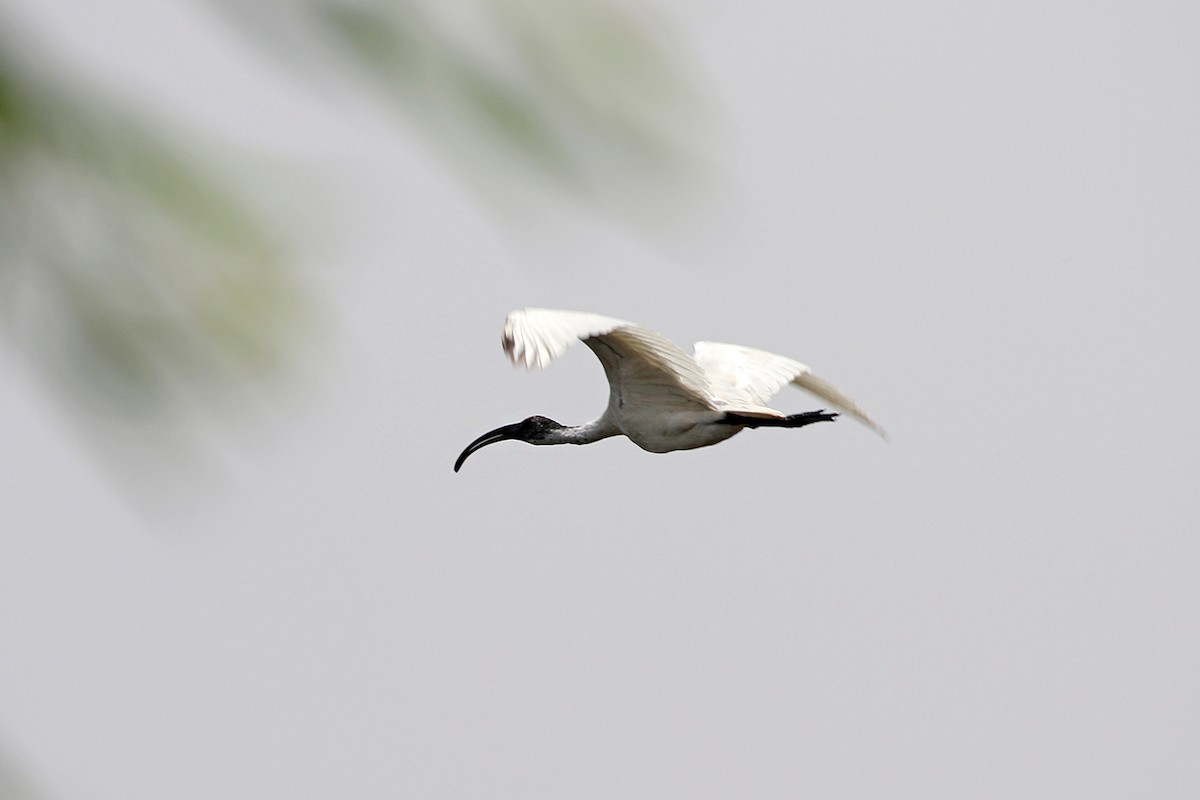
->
[454,308,884,471]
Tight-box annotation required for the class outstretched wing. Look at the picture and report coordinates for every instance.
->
[692,341,886,437]
[502,308,715,413]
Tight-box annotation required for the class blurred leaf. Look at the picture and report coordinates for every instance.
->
[0,41,313,439]
[213,0,713,224]
[317,2,424,81]
[492,0,696,150]
[315,1,575,177]
[446,58,575,178]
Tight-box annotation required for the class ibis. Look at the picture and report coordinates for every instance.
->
[454,308,885,472]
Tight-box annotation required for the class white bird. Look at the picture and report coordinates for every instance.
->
[454,308,885,472]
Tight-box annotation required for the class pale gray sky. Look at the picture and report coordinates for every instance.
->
[2,1,1198,798]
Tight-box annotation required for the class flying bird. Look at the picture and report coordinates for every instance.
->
[454,308,885,472]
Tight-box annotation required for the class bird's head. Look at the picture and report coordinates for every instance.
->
[454,415,564,472]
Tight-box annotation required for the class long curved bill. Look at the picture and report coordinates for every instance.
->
[454,422,524,472]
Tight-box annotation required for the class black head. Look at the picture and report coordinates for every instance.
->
[453,415,563,472]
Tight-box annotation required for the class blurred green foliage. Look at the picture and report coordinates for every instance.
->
[213,0,709,215]
[0,0,707,464]
[0,46,309,427]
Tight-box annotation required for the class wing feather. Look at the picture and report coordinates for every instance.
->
[503,308,626,369]
[503,309,716,413]
[693,341,886,437]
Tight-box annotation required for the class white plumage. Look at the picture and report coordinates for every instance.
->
[454,308,884,471]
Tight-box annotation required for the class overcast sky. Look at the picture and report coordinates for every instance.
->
[2,1,1198,798]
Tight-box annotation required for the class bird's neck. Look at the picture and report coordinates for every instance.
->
[548,418,618,446]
